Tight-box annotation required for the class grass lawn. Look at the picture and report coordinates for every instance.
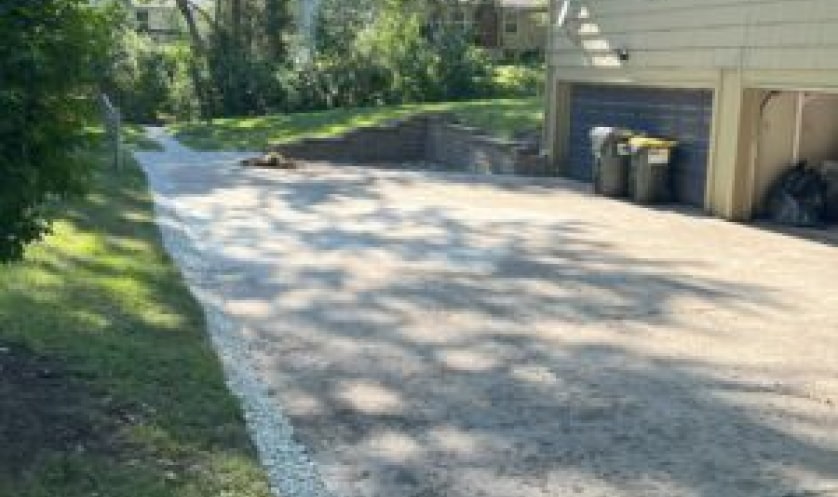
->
[170,97,543,151]
[124,124,163,151]
[0,136,271,497]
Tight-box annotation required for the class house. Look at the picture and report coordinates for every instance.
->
[543,0,838,220]
[433,0,549,60]
[130,0,182,42]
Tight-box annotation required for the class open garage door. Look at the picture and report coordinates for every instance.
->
[567,84,713,207]
[753,90,838,223]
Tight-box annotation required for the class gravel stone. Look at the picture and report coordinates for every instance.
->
[136,127,336,497]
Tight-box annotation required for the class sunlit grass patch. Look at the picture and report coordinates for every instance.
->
[123,124,164,150]
[0,139,271,497]
[170,97,543,151]
[82,125,163,151]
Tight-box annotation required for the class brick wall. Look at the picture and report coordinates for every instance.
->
[426,119,518,174]
[270,114,551,176]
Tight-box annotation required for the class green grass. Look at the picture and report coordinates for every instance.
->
[171,97,543,151]
[0,139,271,497]
[124,124,163,151]
[86,124,163,151]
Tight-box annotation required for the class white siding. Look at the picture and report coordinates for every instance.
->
[549,0,838,70]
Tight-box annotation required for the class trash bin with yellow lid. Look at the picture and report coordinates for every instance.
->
[628,136,677,204]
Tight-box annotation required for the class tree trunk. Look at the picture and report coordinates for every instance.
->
[175,0,209,60]
[264,0,288,62]
[174,0,213,117]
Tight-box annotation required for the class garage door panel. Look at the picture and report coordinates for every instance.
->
[568,85,713,207]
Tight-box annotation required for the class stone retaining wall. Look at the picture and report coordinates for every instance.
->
[270,115,551,177]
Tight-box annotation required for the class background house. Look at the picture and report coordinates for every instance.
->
[434,0,548,60]
[543,0,838,220]
[130,0,182,42]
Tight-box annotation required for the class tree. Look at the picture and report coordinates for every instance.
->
[0,0,111,261]
[193,0,292,116]
[173,0,216,117]
[264,0,290,61]
[312,0,491,106]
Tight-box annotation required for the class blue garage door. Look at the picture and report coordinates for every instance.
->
[568,84,713,207]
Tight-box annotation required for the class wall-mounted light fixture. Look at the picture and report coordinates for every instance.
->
[616,47,630,61]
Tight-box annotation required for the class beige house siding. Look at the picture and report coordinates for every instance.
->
[500,8,548,53]
[545,0,838,220]
[550,0,838,70]
[438,2,548,56]
[132,3,181,42]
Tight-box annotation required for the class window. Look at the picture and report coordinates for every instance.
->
[504,13,517,34]
[136,10,149,31]
[452,9,470,32]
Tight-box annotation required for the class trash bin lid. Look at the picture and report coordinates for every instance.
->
[590,127,614,157]
[629,136,677,150]
[590,127,633,156]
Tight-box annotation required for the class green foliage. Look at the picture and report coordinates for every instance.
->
[302,0,493,109]
[205,0,293,116]
[491,64,545,97]
[165,44,204,119]
[100,0,294,121]
[207,34,285,116]
[106,31,200,122]
[105,0,541,121]
[103,0,542,122]
[313,0,377,56]
[428,28,496,100]
[0,0,111,261]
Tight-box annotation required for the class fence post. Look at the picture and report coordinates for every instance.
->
[114,108,123,171]
[100,93,123,170]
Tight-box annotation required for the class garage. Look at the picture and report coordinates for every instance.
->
[751,90,838,222]
[566,84,714,207]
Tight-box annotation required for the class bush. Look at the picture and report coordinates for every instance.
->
[102,0,537,121]
[106,32,199,122]
[0,0,111,261]
[299,0,493,110]
[491,64,545,97]
[428,29,495,101]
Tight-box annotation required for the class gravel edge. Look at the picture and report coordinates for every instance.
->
[136,145,336,497]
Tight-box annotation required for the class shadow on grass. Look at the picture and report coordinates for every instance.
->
[0,151,270,497]
[0,341,114,474]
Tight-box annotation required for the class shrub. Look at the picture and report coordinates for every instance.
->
[302,0,493,109]
[106,32,199,122]
[491,64,545,97]
[0,0,111,261]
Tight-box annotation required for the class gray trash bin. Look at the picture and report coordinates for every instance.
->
[590,127,633,197]
[628,136,677,204]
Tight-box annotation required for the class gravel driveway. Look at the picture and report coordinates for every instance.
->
[136,129,838,497]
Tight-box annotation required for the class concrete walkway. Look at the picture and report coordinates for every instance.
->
[136,129,838,497]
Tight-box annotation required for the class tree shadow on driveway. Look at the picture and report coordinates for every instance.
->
[148,159,838,497]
